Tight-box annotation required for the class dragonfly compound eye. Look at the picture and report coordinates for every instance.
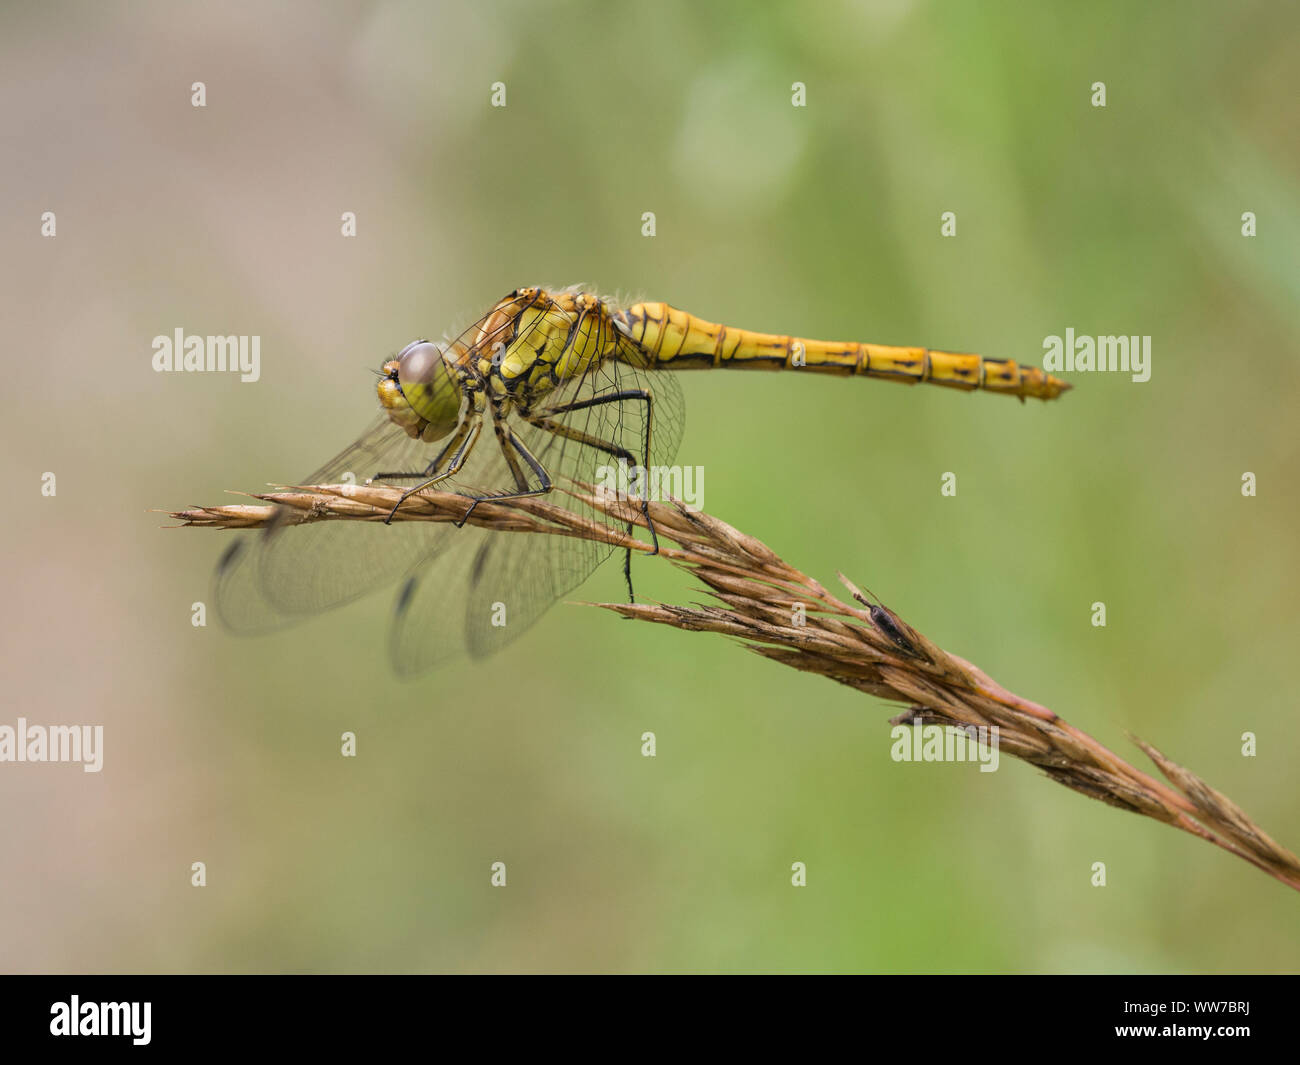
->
[395,341,460,440]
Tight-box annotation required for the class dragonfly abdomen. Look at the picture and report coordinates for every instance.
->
[618,301,1070,401]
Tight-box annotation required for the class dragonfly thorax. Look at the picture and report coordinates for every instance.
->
[377,340,463,442]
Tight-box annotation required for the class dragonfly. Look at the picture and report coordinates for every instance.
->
[214,285,1070,674]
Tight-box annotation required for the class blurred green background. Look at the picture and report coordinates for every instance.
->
[2,0,1297,972]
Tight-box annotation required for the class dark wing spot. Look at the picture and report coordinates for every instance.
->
[217,540,245,573]
[395,575,418,617]
[469,538,493,589]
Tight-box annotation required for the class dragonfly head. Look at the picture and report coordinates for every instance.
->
[377,341,461,442]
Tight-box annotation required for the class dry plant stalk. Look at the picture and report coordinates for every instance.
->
[170,482,1300,893]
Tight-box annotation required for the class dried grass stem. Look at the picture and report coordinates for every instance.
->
[168,482,1300,892]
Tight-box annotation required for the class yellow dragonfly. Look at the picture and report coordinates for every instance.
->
[215,285,1069,673]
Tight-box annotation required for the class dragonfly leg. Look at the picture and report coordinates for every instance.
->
[420,432,465,478]
[453,420,554,528]
[531,388,660,601]
[371,408,474,486]
[378,414,483,524]
[521,413,638,466]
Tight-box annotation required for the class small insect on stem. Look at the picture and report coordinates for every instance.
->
[888,706,932,727]
[849,583,918,657]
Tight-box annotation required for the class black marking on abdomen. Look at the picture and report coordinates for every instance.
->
[659,350,715,368]
[727,353,787,367]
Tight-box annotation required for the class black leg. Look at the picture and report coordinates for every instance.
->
[531,387,660,602]
[454,423,554,527]
[381,416,482,524]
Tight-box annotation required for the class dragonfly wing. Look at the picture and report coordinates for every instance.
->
[212,298,539,636]
[463,335,686,657]
[385,525,519,674]
[218,294,689,670]
[387,326,686,672]
[213,415,455,633]
[388,506,597,675]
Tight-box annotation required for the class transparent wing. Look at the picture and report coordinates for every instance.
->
[389,321,685,675]
[214,296,537,634]
[214,292,687,674]
[212,416,458,633]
